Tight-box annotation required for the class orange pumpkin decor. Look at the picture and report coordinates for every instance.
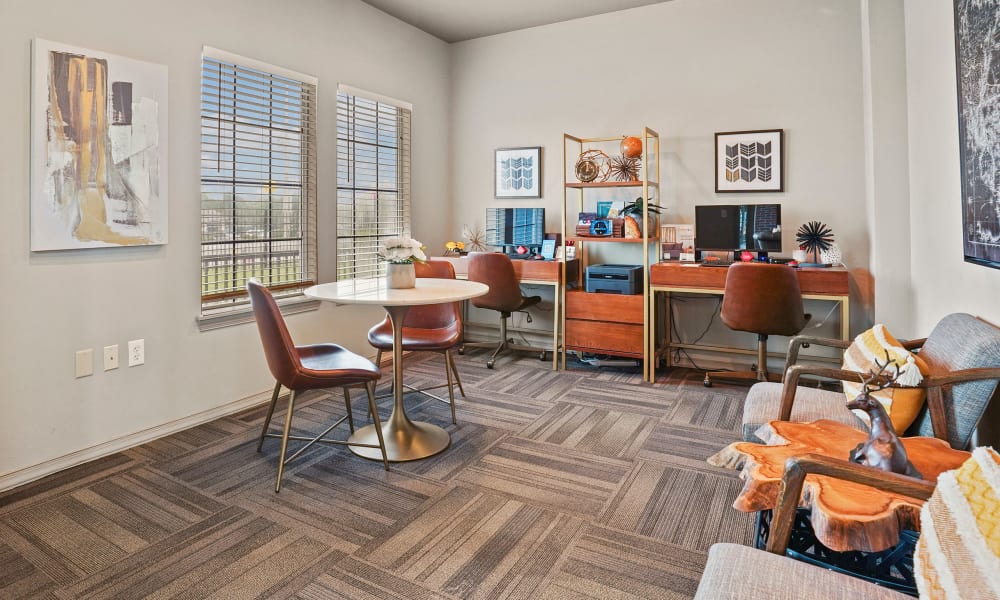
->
[620,136,643,159]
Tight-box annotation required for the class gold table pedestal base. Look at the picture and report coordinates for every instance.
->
[348,420,450,462]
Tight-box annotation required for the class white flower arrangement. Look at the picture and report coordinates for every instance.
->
[379,237,427,264]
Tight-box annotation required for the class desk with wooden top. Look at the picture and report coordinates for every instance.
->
[432,256,580,370]
[648,262,850,380]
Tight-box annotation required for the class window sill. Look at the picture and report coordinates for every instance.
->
[196,295,320,332]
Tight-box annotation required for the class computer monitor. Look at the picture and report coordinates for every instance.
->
[695,204,782,253]
[486,207,545,254]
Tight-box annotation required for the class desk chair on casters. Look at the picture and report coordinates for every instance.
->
[368,260,465,424]
[463,253,546,369]
[703,263,810,387]
[247,279,389,493]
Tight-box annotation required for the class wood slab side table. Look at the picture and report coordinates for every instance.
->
[730,419,970,553]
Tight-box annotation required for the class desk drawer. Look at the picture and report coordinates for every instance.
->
[565,320,644,357]
[565,290,643,324]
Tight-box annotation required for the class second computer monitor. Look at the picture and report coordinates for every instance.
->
[695,204,782,253]
[486,207,545,254]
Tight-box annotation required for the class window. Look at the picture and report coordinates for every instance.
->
[336,87,411,280]
[199,48,317,312]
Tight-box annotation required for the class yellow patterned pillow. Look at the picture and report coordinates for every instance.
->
[842,324,929,433]
[915,447,1000,599]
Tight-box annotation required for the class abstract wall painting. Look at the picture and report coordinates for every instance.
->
[495,147,541,198]
[715,129,784,193]
[954,0,1000,270]
[31,39,168,251]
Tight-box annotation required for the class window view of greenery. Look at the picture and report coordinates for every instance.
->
[337,92,410,280]
[200,57,315,303]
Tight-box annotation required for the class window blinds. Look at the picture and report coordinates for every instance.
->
[199,49,317,307]
[336,89,412,280]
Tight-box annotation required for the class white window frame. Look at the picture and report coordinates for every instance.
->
[198,47,318,328]
[336,85,412,280]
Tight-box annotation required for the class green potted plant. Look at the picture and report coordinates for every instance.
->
[621,197,663,237]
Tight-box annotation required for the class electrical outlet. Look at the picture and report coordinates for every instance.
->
[128,339,145,367]
[103,344,119,371]
[75,349,93,378]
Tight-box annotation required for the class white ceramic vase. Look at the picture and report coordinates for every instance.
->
[387,262,416,289]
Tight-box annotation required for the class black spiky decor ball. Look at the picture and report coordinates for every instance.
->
[796,221,834,263]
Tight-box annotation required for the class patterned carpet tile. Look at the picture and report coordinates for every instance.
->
[233,458,445,552]
[358,485,585,599]
[0,540,57,599]
[0,453,139,516]
[387,422,509,482]
[665,388,746,430]
[55,506,329,599]
[600,461,754,552]
[518,402,658,460]
[124,417,253,463]
[1,467,226,586]
[295,555,455,600]
[474,366,592,403]
[537,524,706,600]
[558,379,680,417]
[456,437,633,517]
[638,422,741,471]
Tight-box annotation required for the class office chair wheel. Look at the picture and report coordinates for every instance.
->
[458,346,465,355]
[703,375,713,388]
[487,359,495,369]
[539,351,547,361]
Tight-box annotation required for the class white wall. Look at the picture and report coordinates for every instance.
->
[903,0,1000,443]
[862,0,913,335]
[0,0,450,481]
[903,0,1000,333]
[450,0,870,359]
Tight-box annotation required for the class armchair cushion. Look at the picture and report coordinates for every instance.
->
[915,446,1000,599]
[743,382,867,443]
[695,543,911,599]
[842,324,929,434]
[908,314,1000,447]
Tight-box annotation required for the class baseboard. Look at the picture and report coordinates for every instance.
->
[0,388,279,493]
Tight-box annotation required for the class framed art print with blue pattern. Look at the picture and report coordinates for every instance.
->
[495,147,541,198]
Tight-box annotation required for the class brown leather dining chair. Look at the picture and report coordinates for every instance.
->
[367,260,465,424]
[247,278,388,492]
[703,263,810,387]
[463,252,545,369]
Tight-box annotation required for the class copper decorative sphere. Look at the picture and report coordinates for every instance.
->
[620,136,642,159]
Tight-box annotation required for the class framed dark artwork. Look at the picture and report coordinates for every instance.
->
[954,0,1000,270]
[715,129,784,193]
[495,147,541,198]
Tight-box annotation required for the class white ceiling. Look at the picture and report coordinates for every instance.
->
[359,0,671,43]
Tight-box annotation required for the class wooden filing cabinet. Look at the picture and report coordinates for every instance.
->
[564,290,644,358]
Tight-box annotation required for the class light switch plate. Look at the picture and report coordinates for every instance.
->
[75,349,93,378]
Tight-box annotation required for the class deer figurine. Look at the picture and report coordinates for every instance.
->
[846,353,923,479]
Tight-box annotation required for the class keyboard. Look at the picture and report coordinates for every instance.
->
[700,261,734,268]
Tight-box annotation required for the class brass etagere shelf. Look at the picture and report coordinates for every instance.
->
[561,128,661,382]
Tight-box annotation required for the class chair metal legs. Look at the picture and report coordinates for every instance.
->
[275,389,298,492]
[363,381,389,470]
[262,381,389,493]
[369,349,462,425]
[257,381,282,452]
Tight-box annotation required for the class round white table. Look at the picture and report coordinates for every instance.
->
[304,277,489,462]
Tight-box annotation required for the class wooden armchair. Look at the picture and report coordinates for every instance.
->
[740,313,1000,449]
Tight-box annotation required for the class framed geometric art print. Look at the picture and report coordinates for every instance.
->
[495,147,541,199]
[715,129,784,193]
